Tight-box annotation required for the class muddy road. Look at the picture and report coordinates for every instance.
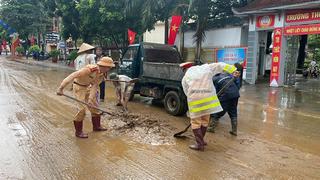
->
[1,58,320,179]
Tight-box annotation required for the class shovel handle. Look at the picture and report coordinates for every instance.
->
[61,94,114,116]
[105,78,139,83]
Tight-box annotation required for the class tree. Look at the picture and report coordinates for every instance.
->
[0,0,51,39]
[188,0,244,62]
[55,0,81,47]
[308,35,320,63]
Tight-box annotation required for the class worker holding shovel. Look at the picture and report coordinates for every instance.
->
[180,62,239,151]
[56,57,115,138]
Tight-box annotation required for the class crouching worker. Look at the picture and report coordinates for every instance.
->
[181,62,238,151]
[56,57,115,138]
[207,72,241,136]
[109,73,137,112]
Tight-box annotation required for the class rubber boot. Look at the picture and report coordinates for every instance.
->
[207,118,218,133]
[92,115,107,131]
[189,128,204,151]
[229,118,237,136]
[201,126,208,146]
[73,121,88,138]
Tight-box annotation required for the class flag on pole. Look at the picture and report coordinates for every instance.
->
[168,16,182,45]
[128,29,137,45]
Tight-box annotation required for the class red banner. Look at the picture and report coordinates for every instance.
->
[128,29,136,45]
[284,24,320,36]
[168,16,182,45]
[270,28,282,87]
[286,9,320,23]
[256,15,275,28]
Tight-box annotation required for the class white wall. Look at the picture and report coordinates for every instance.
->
[143,22,165,44]
[143,23,247,49]
[179,27,244,48]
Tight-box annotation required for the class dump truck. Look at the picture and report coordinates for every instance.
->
[117,42,188,116]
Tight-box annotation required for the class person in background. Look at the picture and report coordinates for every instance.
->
[74,43,96,70]
[95,47,106,102]
[26,50,29,59]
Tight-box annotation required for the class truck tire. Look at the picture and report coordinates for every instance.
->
[164,91,185,116]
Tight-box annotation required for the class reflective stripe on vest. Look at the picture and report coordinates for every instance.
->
[223,64,237,74]
[188,95,221,113]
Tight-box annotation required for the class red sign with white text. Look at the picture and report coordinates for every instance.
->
[270,28,282,87]
[256,15,275,28]
[284,24,320,36]
[286,9,320,23]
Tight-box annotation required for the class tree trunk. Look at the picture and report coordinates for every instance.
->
[195,40,201,63]
[165,19,169,44]
[179,28,184,60]
[297,35,308,70]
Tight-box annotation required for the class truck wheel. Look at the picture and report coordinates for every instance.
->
[164,91,184,116]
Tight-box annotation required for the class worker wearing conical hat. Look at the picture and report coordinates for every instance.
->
[57,57,115,138]
[74,43,96,70]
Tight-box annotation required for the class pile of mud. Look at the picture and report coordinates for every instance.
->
[104,110,176,145]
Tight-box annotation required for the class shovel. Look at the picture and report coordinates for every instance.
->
[61,94,114,116]
[173,77,236,138]
[105,78,139,83]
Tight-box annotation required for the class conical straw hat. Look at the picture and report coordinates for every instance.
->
[77,43,95,54]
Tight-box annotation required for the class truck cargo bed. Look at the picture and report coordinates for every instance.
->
[142,62,184,81]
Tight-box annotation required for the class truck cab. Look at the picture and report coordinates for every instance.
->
[117,42,188,116]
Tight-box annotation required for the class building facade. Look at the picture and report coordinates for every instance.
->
[234,0,320,86]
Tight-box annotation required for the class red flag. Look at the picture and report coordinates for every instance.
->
[168,16,182,45]
[128,29,136,45]
[12,37,19,47]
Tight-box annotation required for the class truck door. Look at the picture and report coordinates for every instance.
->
[119,46,139,78]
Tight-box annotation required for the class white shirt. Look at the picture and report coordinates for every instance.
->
[74,54,96,70]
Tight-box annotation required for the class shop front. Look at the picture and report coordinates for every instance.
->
[234,0,320,86]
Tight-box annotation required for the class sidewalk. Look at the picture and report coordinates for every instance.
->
[6,55,74,71]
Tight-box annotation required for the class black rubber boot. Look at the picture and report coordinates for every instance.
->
[207,118,218,133]
[92,115,107,131]
[229,118,237,136]
[189,128,204,151]
[73,121,88,138]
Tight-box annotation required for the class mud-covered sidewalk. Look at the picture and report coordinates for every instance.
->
[1,57,320,179]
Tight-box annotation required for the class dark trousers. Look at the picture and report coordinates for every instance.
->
[211,98,238,121]
[99,81,105,100]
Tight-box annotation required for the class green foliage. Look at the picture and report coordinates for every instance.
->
[56,0,80,44]
[67,50,78,61]
[29,45,41,53]
[16,46,25,54]
[307,35,320,63]
[0,0,51,39]
[49,49,60,58]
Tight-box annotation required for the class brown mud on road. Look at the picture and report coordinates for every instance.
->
[1,58,320,179]
[104,107,176,145]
